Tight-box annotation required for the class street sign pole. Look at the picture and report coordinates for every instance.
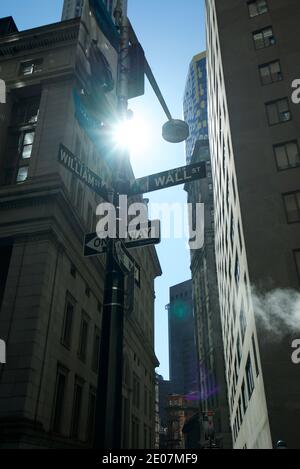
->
[93,1,130,450]
[94,193,125,450]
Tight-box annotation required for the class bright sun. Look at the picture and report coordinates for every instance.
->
[113,115,149,154]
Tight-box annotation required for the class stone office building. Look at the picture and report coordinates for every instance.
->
[0,6,160,449]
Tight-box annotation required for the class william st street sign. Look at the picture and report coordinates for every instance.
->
[127,161,206,196]
[58,143,206,200]
[58,144,109,200]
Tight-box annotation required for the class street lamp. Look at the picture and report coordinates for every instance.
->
[162,119,190,144]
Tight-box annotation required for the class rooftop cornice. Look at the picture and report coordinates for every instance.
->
[0,19,80,58]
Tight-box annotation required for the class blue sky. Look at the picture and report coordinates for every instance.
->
[1,0,206,379]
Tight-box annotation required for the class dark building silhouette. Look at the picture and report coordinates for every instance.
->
[168,280,199,398]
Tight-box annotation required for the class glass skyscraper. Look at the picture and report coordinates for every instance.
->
[183,52,208,164]
[61,0,127,21]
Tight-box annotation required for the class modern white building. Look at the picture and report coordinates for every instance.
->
[206,0,300,449]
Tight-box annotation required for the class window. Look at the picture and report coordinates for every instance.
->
[70,175,77,201]
[78,312,89,362]
[259,60,282,85]
[240,304,247,342]
[0,245,13,310]
[235,255,240,285]
[241,380,248,414]
[61,293,75,349]
[266,98,291,125]
[253,27,275,50]
[70,377,84,439]
[230,211,234,247]
[85,285,90,298]
[4,97,40,186]
[70,263,76,278]
[86,387,96,442]
[13,97,40,125]
[144,387,148,416]
[237,335,242,367]
[20,58,43,76]
[52,365,68,434]
[283,192,300,223]
[16,166,29,183]
[76,184,84,212]
[92,327,100,373]
[238,397,242,426]
[20,131,35,159]
[15,130,35,183]
[87,203,93,231]
[149,428,153,449]
[274,141,300,170]
[149,394,152,417]
[132,417,140,448]
[248,0,268,18]
[252,335,260,376]
[294,250,300,283]
[144,425,148,449]
[238,221,243,250]
[246,354,255,398]
[133,373,140,409]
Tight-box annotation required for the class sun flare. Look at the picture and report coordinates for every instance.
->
[113,115,149,154]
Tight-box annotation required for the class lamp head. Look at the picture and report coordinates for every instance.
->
[162,119,190,143]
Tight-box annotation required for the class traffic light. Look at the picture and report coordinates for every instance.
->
[128,43,145,100]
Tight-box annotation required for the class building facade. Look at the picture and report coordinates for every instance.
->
[61,0,128,21]
[184,53,232,449]
[206,0,300,449]
[0,5,160,449]
[168,280,199,399]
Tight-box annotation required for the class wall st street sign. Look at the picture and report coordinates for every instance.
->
[127,161,206,196]
[58,144,109,200]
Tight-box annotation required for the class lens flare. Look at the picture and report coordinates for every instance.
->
[113,115,149,154]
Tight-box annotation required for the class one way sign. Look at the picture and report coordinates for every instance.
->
[84,234,108,257]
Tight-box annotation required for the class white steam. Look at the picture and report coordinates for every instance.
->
[251,287,300,336]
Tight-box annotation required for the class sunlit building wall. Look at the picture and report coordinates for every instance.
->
[206,0,300,449]
[184,53,232,448]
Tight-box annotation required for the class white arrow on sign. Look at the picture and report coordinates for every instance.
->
[114,241,140,286]
[84,233,108,257]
